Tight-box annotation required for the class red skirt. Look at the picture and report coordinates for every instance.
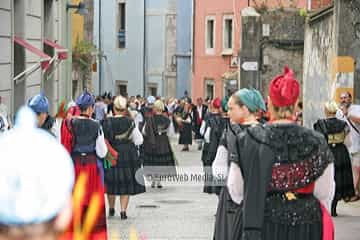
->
[74,155,103,206]
[70,154,107,239]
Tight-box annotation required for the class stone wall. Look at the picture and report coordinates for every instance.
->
[260,9,305,97]
[303,0,360,127]
[302,6,335,127]
[336,0,360,103]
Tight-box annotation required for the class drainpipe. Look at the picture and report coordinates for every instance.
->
[98,0,102,95]
[191,0,195,74]
[143,0,147,97]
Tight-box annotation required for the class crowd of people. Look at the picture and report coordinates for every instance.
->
[0,66,360,240]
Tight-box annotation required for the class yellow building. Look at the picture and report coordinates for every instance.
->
[71,0,84,47]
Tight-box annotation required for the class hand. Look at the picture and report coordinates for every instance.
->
[340,105,348,116]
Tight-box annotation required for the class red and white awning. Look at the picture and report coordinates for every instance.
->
[13,37,69,82]
[14,36,51,71]
[44,39,68,60]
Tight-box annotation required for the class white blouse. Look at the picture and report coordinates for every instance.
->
[200,120,211,143]
[131,126,144,146]
[95,126,107,158]
[212,145,229,178]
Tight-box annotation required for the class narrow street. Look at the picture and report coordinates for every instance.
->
[107,139,360,240]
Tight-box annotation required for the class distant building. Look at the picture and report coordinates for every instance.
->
[93,0,178,97]
[176,0,192,98]
[71,0,95,99]
[191,0,306,100]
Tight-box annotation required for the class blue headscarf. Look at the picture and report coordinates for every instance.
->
[27,92,49,114]
[76,90,95,109]
[147,96,156,105]
[234,88,266,112]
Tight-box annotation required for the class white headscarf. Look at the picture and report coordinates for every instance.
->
[0,107,74,225]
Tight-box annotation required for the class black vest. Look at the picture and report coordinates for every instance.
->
[72,118,100,154]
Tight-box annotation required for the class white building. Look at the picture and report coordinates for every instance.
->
[0,0,72,118]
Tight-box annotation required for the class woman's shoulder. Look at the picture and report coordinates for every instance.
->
[242,123,325,148]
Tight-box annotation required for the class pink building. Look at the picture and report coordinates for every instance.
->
[191,0,307,100]
[311,0,333,9]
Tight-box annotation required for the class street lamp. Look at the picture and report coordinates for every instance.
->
[66,2,88,16]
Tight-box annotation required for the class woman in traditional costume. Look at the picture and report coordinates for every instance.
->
[143,100,176,189]
[213,88,266,240]
[229,67,335,240]
[200,98,227,194]
[177,100,193,151]
[314,101,355,216]
[102,96,146,219]
[71,91,108,237]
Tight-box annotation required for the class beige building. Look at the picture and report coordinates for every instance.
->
[0,0,72,118]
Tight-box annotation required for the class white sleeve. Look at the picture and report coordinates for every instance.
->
[314,163,335,212]
[204,127,211,143]
[212,145,229,178]
[200,121,206,136]
[336,109,346,121]
[131,126,144,146]
[135,114,143,128]
[52,119,62,143]
[167,120,176,137]
[96,127,108,158]
[226,162,244,205]
[183,115,191,123]
[142,122,147,135]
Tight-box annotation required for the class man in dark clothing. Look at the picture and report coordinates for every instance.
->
[192,97,208,150]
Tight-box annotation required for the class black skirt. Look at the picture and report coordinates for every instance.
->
[228,194,323,240]
[193,123,203,140]
[104,143,146,195]
[202,143,221,194]
[179,122,192,145]
[202,165,222,195]
[260,195,322,240]
[329,143,355,200]
[143,152,177,178]
[214,187,242,240]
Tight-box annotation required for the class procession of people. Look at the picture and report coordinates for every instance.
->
[1,66,360,240]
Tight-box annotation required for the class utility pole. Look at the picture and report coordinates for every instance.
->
[239,9,261,90]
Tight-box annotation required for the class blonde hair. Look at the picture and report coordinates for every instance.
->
[270,104,296,120]
[154,100,165,112]
[114,96,127,112]
[324,101,338,116]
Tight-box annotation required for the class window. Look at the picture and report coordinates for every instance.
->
[148,83,158,97]
[205,80,214,100]
[223,16,233,52]
[149,87,157,97]
[205,16,215,54]
[117,2,126,48]
[116,80,128,97]
[119,85,127,97]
